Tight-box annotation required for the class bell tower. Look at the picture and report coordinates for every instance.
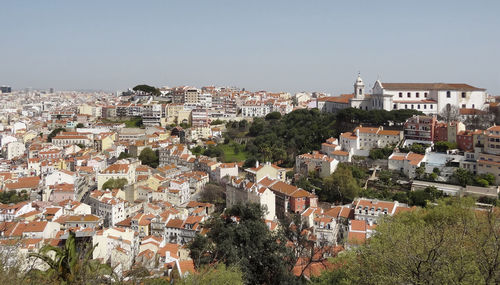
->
[354,73,365,99]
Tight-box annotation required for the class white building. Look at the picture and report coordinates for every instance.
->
[339,126,402,156]
[388,152,426,179]
[241,102,271,117]
[324,75,487,115]
[5,141,26,160]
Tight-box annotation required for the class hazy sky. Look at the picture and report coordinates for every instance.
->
[2,0,499,95]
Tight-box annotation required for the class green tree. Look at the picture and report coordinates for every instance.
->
[76,123,84,128]
[452,168,475,187]
[322,163,360,203]
[102,178,128,190]
[118,151,132,159]
[265,111,282,120]
[28,231,112,284]
[409,186,443,207]
[434,141,458,152]
[189,203,297,284]
[139,147,159,168]
[133,84,161,96]
[314,198,500,284]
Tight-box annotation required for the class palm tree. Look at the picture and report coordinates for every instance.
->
[28,231,112,284]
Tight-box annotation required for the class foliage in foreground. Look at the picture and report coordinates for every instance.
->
[313,198,500,284]
[189,203,299,284]
[28,231,112,284]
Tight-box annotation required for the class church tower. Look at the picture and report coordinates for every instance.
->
[354,73,365,99]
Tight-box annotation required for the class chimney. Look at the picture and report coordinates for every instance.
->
[255,160,259,168]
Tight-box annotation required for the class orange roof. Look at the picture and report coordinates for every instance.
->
[178,260,196,275]
[381,82,485,91]
[5,176,40,190]
[347,231,366,244]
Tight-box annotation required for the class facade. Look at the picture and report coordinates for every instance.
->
[388,152,426,178]
[352,198,411,224]
[404,115,437,143]
[295,151,339,178]
[6,141,26,160]
[226,178,276,221]
[245,162,286,182]
[97,163,136,190]
[324,75,487,115]
[339,126,402,156]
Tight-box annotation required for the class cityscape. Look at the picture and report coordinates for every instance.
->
[1,1,499,284]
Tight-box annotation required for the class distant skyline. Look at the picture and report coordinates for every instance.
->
[2,0,499,95]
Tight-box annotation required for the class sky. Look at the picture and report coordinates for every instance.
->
[1,0,499,95]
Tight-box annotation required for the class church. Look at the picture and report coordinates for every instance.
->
[322,75,487,115]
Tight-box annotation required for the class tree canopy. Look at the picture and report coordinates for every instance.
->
[314,198,500,284]
[189,203,298,284]
[102,178,128,190]
[132,84,161,96]
[139,147,159,168]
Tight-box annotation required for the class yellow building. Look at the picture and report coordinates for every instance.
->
[245,162,286,182]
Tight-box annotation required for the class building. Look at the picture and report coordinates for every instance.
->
[5,141,26,160]
[339,126,402,156]
[324,75,487,114]
[0,86,12,93]
[226,178,276,221]
[388,152,426,178]
[404,115,437,143]
[352,198,411,224]
[245,161,286,182]
[97,163,136,190]
[295,151,339,178]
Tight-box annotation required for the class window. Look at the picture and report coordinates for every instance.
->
[472,104,475,108]
[411,104,414,109]
[418,104,420,109]
[461,92,466,98]
[424,105,427,109]
[407,92,411,98]
[416,92,420,98]
[462,104,466,108]
[424,92,428,97]
[446,91,451,98]
[393,104,397,109]
[430,105,433,109]
[399,92,402,98]
[405,104,408,109]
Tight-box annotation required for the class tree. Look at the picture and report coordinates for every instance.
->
[409,186,442,207]
[439,104,460,122]
[118,151,132,160]
[76,123,84,128]
[265,111,282,120]
[434,141,457,152]
[322,164,360,203]
[133,84,161,96]
[102,178,128,190]
[28,231,112,284]
[314,198,500,284]
[451,168,475,187]
[139,147,159,168]
[199,183,225,210]
[189,203,297,284]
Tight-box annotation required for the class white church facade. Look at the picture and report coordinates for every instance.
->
[324,75,487,115]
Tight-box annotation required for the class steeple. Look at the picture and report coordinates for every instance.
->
[354,72,365,99]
